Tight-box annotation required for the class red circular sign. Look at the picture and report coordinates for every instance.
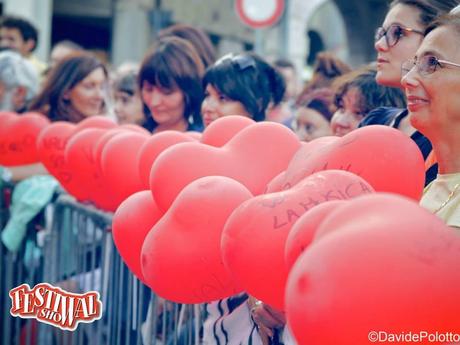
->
[235,0,285,29]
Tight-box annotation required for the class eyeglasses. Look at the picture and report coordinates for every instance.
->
[402,55,460,76]
[375,24,424,47]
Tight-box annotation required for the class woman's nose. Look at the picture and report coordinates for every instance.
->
[334,111,351,127]
[375,35,388,52]
[202,97,216,113]
[401,68,419,90]
[149,91,163,107]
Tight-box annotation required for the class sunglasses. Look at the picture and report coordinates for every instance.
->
[217,54,256,71]
[375,24,424,47]
[402,55,460,76]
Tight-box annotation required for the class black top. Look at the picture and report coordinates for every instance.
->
[359,107,437,186]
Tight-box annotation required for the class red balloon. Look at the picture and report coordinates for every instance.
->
[266,138,339,193]
[141,176,253,304]
[282,125,425,200]
[221,170,374,310]
[286,193,460,345]
[137,131,195,189]
[201,115,255,147]
[75,115,117,131]
[0,111,16,119]
[92,129,127,169]
[119,123,151,135]
[265,170,286,193]
[284,200,345,270]
[92,127,146,189]
[0,112,20,163]
[186,131,202,140]
[93,126,150,167]
[150,122,301,212]
[0,112,50,166]
[37,121,76,186]
[64,128,107,201]
[112,191,163,283]
[280,137,338,190]
[100,131,149,208]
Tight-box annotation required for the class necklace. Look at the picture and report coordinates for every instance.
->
[434,183,460,214]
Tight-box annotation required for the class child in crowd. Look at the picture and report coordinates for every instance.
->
[331,66,406,137]
[111,67,145,126]
[292,87,334,142]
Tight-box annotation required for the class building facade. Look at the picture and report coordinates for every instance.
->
[1,0,388,75]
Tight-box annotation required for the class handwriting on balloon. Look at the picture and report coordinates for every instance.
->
[4,134,35,153]
[272,181,372,229]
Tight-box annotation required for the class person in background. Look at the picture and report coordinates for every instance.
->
[29,52,108,123]
[158,23,216,68]
[331,66,406,137]
[361,0,459,185]
[300,51,352,96]
[201,53,285,127]
[112,67,145,125]
[0,50,38,112]
[280,52,351,131]
[273,58,300,104]
[201,52,286,345]
[0,15,47,76]
[267,58,300,124]
[292,88,334,141]
[49,39,84,69]
[401,13,460,229]
[139,36,205,133]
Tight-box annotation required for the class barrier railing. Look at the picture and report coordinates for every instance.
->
[1,180,43,345]
[1,190,204,345]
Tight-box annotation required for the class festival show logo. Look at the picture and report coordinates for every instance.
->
[9,283,102,331]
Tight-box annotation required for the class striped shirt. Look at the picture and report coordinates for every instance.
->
[202,293,263,345]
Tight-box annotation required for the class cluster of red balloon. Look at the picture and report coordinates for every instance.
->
[222,169,374,310]
[36,116,151,210]
[114,117,431,312]
[110,117,450,344]
[133,118,301,300]
[35,116,184,211]
[285,193,460,344]
[5,111,453,341]
[0,111,50,166]
[112,116,259,293]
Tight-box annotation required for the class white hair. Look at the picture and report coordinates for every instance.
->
[0,50,39,103]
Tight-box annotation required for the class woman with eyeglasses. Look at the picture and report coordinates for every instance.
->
[401,13,460,229]
[361,0,459,186]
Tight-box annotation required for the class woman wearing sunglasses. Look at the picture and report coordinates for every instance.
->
[201,53,287,345]
[401,13,460,228]
[361,0,458,185]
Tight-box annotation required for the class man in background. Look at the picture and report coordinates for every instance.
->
[0,15,47,76]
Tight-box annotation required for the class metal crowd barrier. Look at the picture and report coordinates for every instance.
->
[1,189,204,345]
[1,180,41,345]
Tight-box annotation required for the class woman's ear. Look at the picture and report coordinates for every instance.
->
[63,90,70,101]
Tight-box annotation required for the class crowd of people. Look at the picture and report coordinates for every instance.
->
[2,0,460,342]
